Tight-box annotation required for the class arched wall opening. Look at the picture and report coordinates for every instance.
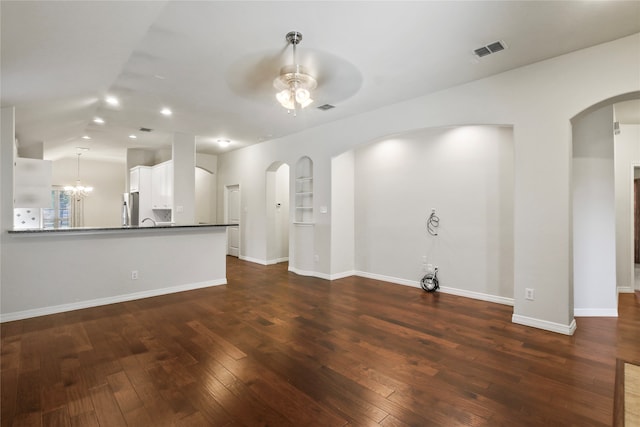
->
[265,161,290,265]
[332,124,515,303]
[571,91,640,317]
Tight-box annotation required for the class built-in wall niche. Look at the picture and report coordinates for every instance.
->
[294,156,313,223]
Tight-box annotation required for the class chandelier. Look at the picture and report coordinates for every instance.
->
[273,31,317,114]
[64,152,93,198]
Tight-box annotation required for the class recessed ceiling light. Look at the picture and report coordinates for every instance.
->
[105,96,119,106]
[160,108,172,116]
[129,134,137,139]
[217,139,231,147]
[93,117,105,124]
[81,135,91,140]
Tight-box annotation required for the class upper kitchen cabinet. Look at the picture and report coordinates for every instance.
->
[129,165,151,193]
[14,158,52,208]
[151,160,173,210]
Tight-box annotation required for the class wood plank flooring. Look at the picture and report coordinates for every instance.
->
[2,256,639,426]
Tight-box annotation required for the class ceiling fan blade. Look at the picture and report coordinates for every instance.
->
[227,45,289,100]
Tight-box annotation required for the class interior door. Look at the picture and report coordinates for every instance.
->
[226,185,240,257]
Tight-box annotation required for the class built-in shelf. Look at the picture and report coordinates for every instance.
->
[294,157,313,223]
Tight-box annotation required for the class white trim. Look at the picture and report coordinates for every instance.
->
[354,271,514,306]
[287,266,331,280]
[239,255,267,265]
[438,286,514,307]
[618,286,635,294]
[355,271,417,287]
[0,279,227,323]
[512,314,577,335]
[266,257,289,265]
[329,270,356,281]
[574,308,618,317]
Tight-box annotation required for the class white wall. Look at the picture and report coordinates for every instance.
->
[196,153,218,223]
[195,167,213,223]
[572,105,617,316]
[354,126,514,301]
[51,157,126,227]
[614,124,640,291]
[172,133,196,225]
[1,228,228,320]
[331,150,355,277]
[0,108,17,295]
[216,33,640,334]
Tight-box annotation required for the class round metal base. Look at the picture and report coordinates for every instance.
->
[285,31,303,45]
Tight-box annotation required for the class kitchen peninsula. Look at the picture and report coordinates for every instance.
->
[1,223,237,322]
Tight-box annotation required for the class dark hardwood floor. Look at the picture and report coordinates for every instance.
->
[2,256,639,426]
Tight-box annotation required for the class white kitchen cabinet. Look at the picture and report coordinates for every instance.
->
[14,157,52,208]
[129,166,141,193]
[151,160,173,210]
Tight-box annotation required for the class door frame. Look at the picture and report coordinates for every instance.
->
[224,184,240,257]
[631,164,640,291]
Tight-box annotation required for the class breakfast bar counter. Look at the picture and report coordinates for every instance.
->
[8,223,237,234]
[1,223,237,322]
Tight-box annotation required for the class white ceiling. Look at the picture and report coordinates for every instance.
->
[2,1,639,162]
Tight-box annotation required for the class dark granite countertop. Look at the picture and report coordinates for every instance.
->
[8,223,238,234]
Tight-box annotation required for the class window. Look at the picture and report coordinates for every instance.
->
[42,187,71,228]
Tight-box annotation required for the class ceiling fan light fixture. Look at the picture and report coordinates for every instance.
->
[274,31,316,113]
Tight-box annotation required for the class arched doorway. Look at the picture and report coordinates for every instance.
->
[571,92,640,316]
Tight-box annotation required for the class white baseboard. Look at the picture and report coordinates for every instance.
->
[287,266,332,280]
[239,255,267,265]
[287,266,314,277]
[0,279,227,323]
[354,271,418,288]
[574,308,618,317]
[618,286,635,294]
[329,270,356,281]
[354,271,514,306]
[266,257,289,265]
[512,314,577,335]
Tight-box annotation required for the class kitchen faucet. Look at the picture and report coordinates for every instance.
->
[141,217,157,226]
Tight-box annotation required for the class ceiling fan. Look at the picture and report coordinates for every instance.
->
[226,31,362,111]
[273,31,317,114]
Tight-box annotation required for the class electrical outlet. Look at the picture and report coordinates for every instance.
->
[131,270,138,280]
[525,288,534,300]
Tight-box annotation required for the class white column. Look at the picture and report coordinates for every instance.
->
[572,105,617,316]
[172,132,196,225]
[1,107,16,232]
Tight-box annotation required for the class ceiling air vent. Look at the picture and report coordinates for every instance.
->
[317,104,335,111]
[139,127,153,132]
[473,46,491,58]
[473,40,507,58]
